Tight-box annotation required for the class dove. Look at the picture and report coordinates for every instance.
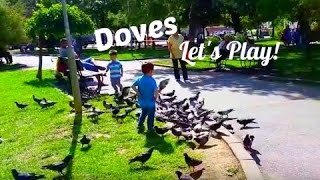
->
[129,147,155,165]
[243,134,255,149]
[80,135,91,147]
[42,154,73,175]
[39,98,56,108]
[172,98,188,107]
[194,133,210,147]
[162,90,175,97]
[217,109,234,117]
[171,127,182,139]
[237,118,257,128]
[184,153,202,172]
[176,171,194,180]
[154,126,170,136]
[189,92,200,102]
[159,79,170,90]
[102,100,112,110]
[160,95,177,103]
[110,104,120,115]
[11,169,45,180]
[15,102,28,109]
[82,102,93,109]
[222,123,234,131]
[32,95,43,104]
[0,137,3,144]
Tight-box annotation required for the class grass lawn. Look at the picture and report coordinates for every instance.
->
[153,57,258,71]
[83,48,168,61]
[273,45,320,81]
[0,70,195,179]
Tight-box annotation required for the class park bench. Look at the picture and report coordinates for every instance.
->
[56,57,106,96]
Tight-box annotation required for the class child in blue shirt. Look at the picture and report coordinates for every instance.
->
[106,50,123,94]
[132,63,159,132]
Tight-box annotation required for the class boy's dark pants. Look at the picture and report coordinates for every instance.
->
[138,106,155,130]
[111,77,122,93]
[172,59,188,80]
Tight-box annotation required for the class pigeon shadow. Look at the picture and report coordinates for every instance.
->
[129,165,157,172]
[144,132,174,154]
[176,140,197,150]
[246,148,262,166]
[197,144,218,149]
[80,145,92,152]
[190,168,205,179]
[212,131,229,139]
[65,114,83,178]
[240,126,260,130]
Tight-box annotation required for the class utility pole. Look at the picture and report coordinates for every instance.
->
[61,0,82,115]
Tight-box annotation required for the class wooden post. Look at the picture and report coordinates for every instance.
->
[61,0,82,115]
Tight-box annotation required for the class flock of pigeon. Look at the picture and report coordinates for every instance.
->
[9,80,258,179]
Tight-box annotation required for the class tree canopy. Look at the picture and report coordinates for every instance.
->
[0,0,27,48]
[25,3,95,40]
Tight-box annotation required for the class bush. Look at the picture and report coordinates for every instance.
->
[235,33,246,43]
[205,36,221,54]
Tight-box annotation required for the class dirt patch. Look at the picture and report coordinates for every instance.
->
[194,138,246,180]
[91,133,111,139]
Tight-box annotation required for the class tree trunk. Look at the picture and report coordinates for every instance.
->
[36,37,43,81]
[272,21,275,38]
[230,10,241,33]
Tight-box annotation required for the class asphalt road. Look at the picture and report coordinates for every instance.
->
[11,54,320,180]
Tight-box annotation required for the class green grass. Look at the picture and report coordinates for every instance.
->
[0,70,193,179]
[256,39,282,46]
[153,57,258,71]
[83,48,168,61]
[273,45,320,81]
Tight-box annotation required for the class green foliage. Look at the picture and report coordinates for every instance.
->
[25,3,95,40]
[205,36,222,54]
[234,33,246,43]
[0,0,27,48]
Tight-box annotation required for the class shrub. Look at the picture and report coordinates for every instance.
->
[205,36,221,54]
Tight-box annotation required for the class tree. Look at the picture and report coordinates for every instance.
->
[0,0,27,49]
[25,3,95,80]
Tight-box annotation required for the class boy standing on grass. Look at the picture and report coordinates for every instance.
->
[131,63,160,133]
[106,50,123,94]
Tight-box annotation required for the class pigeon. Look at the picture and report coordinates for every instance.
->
[181,132,193,141]
[32,95,42,104]
[217,109,234,117]
[129,147,155,165]
[115,111,129,123]
[189,92,200,102]
[121,86,131,98]
[11,169,45,180]
[82,102,93,109]
[162,90,175,97]
[172,98,188,107]
[69,101,75,109]
[222,123,234,131]
[194,133,209,147]
[243,134,255,149]
[102,100,112,110]
[237,118,257,128]
[80,135,91,147]
[184,153,202,171]
[124,98,135,107]
[39,98,56,108]
[0,137,3,144]
[182,102,190,111]
[110,104,120,115]
[208,118,226,132]
[42,154,73,175]
[171,128,182,139]
[15,102,28,109]
[154,126,170,136]
[87,107,104,119]
[176,171,194,180]
[160,95,177,103]
[159,79,170,90]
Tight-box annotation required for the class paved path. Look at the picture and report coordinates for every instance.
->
[12,54,320,180]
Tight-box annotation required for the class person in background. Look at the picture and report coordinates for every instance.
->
[131,63,160,133]
[167,31,189,82]
[106,50,123,94]
[216,34,231,69]
[57,38,105,85]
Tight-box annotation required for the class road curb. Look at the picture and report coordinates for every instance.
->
[219,128,264,180]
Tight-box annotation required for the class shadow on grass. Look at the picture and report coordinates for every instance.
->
[65,114,83,179]
[0,63,28,72]
[176,140,197,150]
[144,132,174,154]
[24,78,56,88]
[129,165,157,172]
